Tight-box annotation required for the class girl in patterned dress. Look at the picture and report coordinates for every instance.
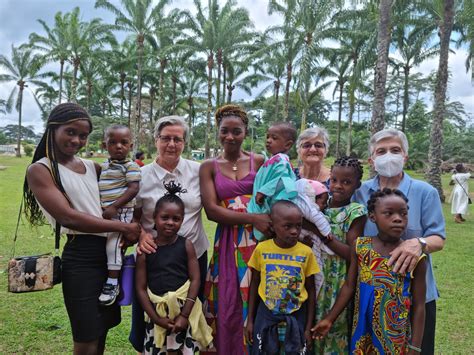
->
[135,181,212,354]
[312,188,427,355]
[314,156,367,354]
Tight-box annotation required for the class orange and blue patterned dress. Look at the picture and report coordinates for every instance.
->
[351,237,412,354]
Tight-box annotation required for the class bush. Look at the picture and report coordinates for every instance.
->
[23,144,34,157]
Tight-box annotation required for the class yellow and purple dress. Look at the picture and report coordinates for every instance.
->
[351,237,413,354]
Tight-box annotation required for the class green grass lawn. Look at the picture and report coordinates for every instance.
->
[0,156,472,353]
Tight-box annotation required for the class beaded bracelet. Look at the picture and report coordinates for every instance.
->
[407,344,422,353]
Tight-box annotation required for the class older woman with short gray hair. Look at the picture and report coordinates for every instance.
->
[295,126,331,185]
[129,115,209,352]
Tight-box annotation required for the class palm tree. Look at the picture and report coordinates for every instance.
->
[320,55,351,157]
[268,0,302,121]
[108,39,136,122]
[371,0,395,134]
[29,11,70,103]
[427,0,455,201]
[455,0,473,75]
[66,8,114,102]
[295,0,343,131]
[95,0,171,146]
[391,24,438,132]
[0,45,46,157]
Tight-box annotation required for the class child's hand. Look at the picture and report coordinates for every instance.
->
[255,192,266,206]
[172,314,189,333]
[301,235,314,247]
[102,205,118,220]
[155,316,174,330]
[245,321,254,344]
[304,329,313,350]
[311,319,332,339]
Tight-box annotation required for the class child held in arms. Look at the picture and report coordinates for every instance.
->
[247,122,298,241]
[98,124,141,305]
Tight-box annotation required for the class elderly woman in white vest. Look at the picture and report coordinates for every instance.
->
[129,116,209,353]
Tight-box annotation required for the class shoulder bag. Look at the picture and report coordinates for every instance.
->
[454,176,472,205]
[8,200,62,293]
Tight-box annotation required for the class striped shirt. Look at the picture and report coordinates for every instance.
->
[99,159,141,208]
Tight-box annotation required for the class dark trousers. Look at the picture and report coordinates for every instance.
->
[421,300,436,355]
[129,250,208,352]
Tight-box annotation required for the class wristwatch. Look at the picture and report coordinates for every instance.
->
[417,237,428,254]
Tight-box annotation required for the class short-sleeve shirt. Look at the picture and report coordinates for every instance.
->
[135,158,209,258]
[99,159,141,208]
[248,239,319,315]
[353,172,446,303]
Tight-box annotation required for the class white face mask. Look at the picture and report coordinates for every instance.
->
[373,152,405,177]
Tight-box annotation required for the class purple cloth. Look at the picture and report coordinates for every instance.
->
[213,153,256,353]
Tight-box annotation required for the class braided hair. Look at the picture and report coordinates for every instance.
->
[331,156,364,183]
[153,180,187,218]
[215,104,249,128]
[23,103,92,226]
[367,188,409,214]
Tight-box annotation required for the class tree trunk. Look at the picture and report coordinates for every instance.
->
[274,80,280,121]
[284,61,292,121]
[370,0,394,135]
[227,84,234,103]
[120,72,126,123]
[16,82,24,158]
[58,59,64,104]
[87,81,92,111]
[127,82,133,127]
[149,87,155,124]
[205,51,214,158]
[71,58,80,102]
[172,75,177,114]
[187,96,194,156]
[346,84,356,156]
[336,80,344,158]
[222,60,226,105]
[216,48,222,108]
[300,32,313,132]
[158,57,166,118]
[134,34,144,151]
[401,65,410,132]
[427,0,454,202]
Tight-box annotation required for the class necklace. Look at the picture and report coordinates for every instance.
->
[224,154,241,172]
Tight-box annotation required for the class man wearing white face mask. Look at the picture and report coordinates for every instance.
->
[353,128,445,355]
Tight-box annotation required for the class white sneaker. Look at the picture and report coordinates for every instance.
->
[98,283,120,306]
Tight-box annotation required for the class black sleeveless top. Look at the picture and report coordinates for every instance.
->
[146,236,189,296]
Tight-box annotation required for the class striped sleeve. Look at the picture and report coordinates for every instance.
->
[125,161,141,183]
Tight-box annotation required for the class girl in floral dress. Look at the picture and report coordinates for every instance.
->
[314,156,367,354]
[313,188,427,354]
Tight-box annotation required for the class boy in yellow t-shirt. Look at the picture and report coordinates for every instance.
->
[245,201,319,354]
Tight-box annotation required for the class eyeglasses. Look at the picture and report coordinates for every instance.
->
[158,135,184,144]
[301,142,325,150]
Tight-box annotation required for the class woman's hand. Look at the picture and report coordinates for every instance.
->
[172,314,189,333]
[251,214,273,237]
[121,222,141,248]
[388,238,421,274]
[137,229,157,255]
[311,319,332,339]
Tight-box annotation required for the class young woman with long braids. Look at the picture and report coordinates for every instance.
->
[24,103,141,354]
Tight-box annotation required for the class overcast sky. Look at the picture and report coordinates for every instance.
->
[0,0,472,133]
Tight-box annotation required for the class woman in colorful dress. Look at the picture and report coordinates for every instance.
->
[200,104,272,354]
[314,157,367,354]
